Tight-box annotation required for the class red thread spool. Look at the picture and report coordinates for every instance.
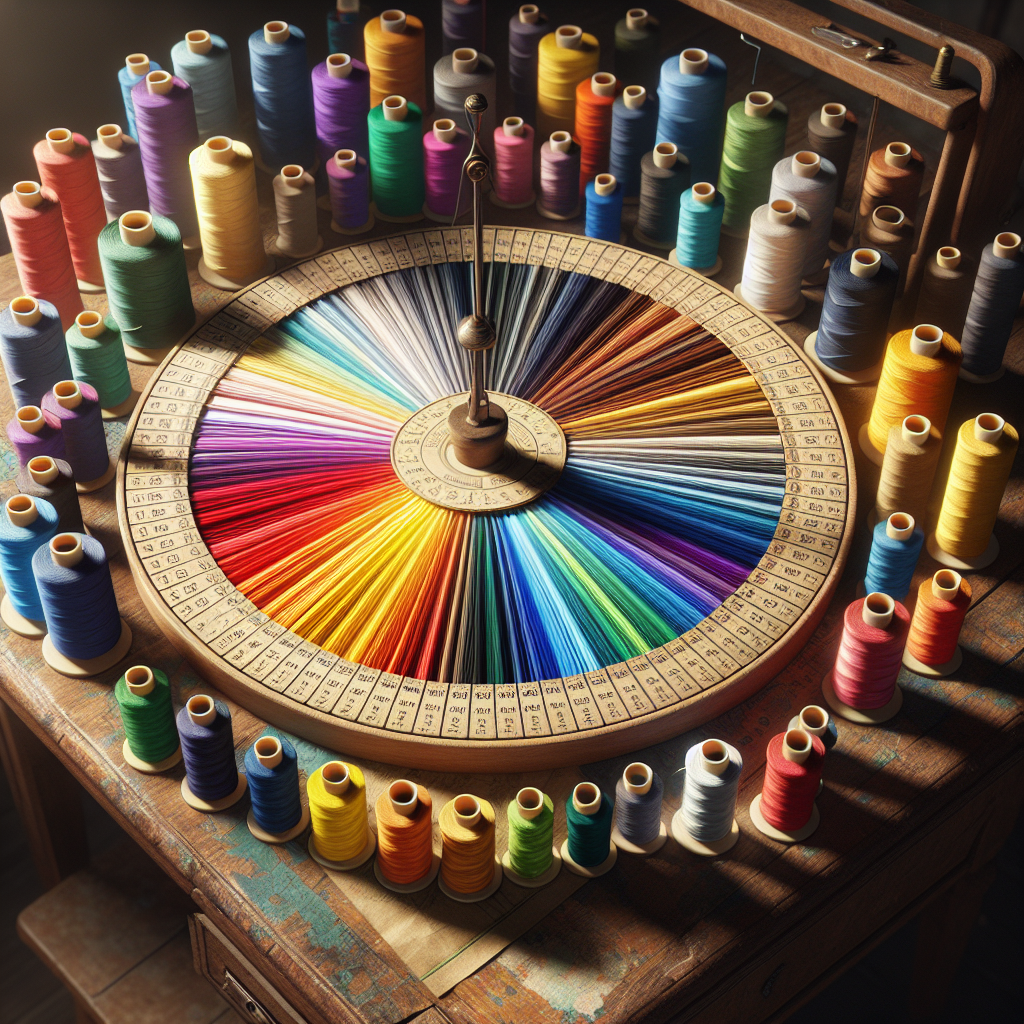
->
[0,182,83,330]
[904,569,971,675]
[574,72,620,194]
[33,129,107,290]
[832,593,910,710]
[759,729,824,832]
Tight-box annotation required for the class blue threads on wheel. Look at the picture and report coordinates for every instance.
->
[608,89,659,199]
[656,50,727,186]
[565,784,614,867]
[245,734,303,835]
[863,515,924,602]
[585,176,623,242]
[118,56,162,139]
[674,184,724,271]
[177,697,240,802]
[0,299,72,411]
[613,763,664,845]
[0,496,59,622]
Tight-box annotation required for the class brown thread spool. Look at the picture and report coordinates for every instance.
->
[860,205,915,295]
[858,142,924,223]
[15,456,85,535]
[873,415,943,531]
[913,247,976,341]
[806,102,857,202]
[271,164,323,258]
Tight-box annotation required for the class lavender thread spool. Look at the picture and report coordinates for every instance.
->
[91,124,149,221]
[327,149,373,234]
[40,381,113,492]
[537,131,581,220]
[271,165,322,258]
[6,406,65,472]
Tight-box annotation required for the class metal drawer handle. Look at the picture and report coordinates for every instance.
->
[224,968,280,1024]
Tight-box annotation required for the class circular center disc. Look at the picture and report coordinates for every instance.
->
[391,392,567,512]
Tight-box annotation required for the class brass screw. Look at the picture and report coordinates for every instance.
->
[931,44,954,89]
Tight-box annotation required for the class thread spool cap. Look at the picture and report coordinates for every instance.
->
[327,53,353,78]
[850,248,882,279]
[768,198,796,226]
[862,591,896,630]
[204,136,235,164]
[502,116,525,137]
[279,164,307,186]
[6,495,38,528]
[453,793,482,827]
[549,131,572,153]
[798,705,830,738]
[46,129,75,155]
[119,210,156,247]
[872,205,905,232]
[623,761,654,795]
[909,324,942,357]
[320,761,351,795]
[792,150,821,178]
[54,381,83,410]
[901,414,931,446]
[338,0,359,11]
[932,569,962,602]
[145,70,173,96]
[884,142,912,168]
[10,296,42,327]
[622,85,646,109]
[433,119,458,143]
[334,148,358,169]
[886,511,916,541]
[16,406,45,434]
[264,21,291,44]
[820,102,847,130]
[253,736,283,769]
[125,53,150,77]
[572,782,602,816]
[974,412,1004,444]
[515,787,544,820]
[97,124,124,150]
[699,739,730,775]
[691,182,716,205]
[452,47,479,74]
[594,173,617,197]
[50,533,84,569]
[388,779,419,816]
[186,30,213,55]
[382,95,408,121]
[936,245,961,270]
[519,5,540,24]
[124,665,155,696]
[28,457,59,486]
[626,8,649,30]
[13,181,44,209]
[744,91,774,118]
[680,48,709,75]
[652,142,678,169]
[555,25,583,49]
[782,728,812,764]
[591,72,617,97]
[993,232,1022,260]
[380,10,407,33]
[186,694,217,726]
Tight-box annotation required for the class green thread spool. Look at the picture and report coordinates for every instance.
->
[719,91,788,235]
[505,787,555,880]
[66,310,135,419]
[368,95,425,221]
[115,665,181,770]
[562,781,616,876]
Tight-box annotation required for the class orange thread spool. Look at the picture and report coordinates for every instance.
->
[439,793,496,894]
[374,779,434,885]
[574,72,621,193]
[858,141,924,222]
[363,10,426,111]
[905,570,971,669]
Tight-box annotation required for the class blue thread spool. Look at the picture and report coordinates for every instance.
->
[245,734,309,842]
[171,31,239,142]
[118,54,162,139]
[177,694,247,811]
[585,173,623,243]
[612,762,668,855]
[328,0,366,61]
[670,182,724,275]
[0,495,59,637]
[671,739,742,855]
[0,297,72,412]
[561,781,617,877]
[864,513,924,602]
[608,85,659,201]
[442,0,484,54]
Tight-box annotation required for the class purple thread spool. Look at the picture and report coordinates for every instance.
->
[312,54,370,185]
[538,131,581,220]
[41,381,111,490]
[6,406,65,470]
[423,120,471,221]
[133,71,200,245]
[326,149,372,234]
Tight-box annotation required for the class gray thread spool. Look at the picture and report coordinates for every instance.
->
[432,48,497,140]
[769,150,837,280]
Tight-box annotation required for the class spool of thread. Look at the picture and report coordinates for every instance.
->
[612,762,667,854]
[585,173,623,242]
[328,0,365,61]
[64,311,134,418]
[0,495,59,634]
[634,143,689,248]
[508,4,548,115]
[615,8,660,95]
[171,31,239,142]
[15,457,83,535]
[312,54,371,178]
[41,381,112,491]
[751,729,824,840]
[442,0,484,54]
[575,72,621,193]
[491,118,535,208]
[363,10,426,111]
[1,183,82,330]
[874,415,943,530]
[656,49,727,186]
[806,247,899,381]
[91,125,149,223]
[904,570,972,677]
[931,414,1018,568]
[98,212,195,363]
[307,761,375,867]
[374,779,437,890]
[439,794,500,900]
[0,297,72,411]
[249,23,317,172]
[423,120,471,221]
[115,666,181,771]
[769,151,837,279]
[860,205,915,294]
[6,406,65,471]
[562,781,616,876]
[826,593,910,720]
[327,149,373,233]
[133,71,200,243]
[245,735,307,840]
[719,91,788,235]
[537,131,581,219]
[672,738,742,855]
[271,165,322,258]
[368,96,425,221]
[177,695,245,809]
[913,247,976,343]
[118,54,161,140]
[806,102,857,202]
[502,787,559,886]
[608,85,658,200]
[959,233,1024,381]
[863,513,924,602]
[788,704,838,751]
[859,142,924,223]
[190,137,270,291]
[737,200,809,321]
[536,26,600,139]
[863,325,961,463]
[434,48,497,140]
[33,129,106,290]
[671,182,723,274]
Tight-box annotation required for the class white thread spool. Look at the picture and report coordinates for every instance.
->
[736,199,809,321]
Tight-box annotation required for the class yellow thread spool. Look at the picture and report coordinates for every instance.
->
[438,793,499,899]
[363,10,426,111]
[536,25,599,139]
[307,760,372,865]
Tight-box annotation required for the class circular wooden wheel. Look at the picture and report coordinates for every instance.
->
[117,228,856,771]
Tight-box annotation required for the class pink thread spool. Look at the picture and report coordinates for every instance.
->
[423,119,471,221]
[491,117,535,208]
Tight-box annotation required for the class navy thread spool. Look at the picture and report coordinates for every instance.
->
[634,143,689,249]
[16,457,84,536]
[442,0,485,55]
[561,781,617,876]
[368,95,425,222]
[656,48,727,186]
[508,4,548,119]
[33,532,131,677]
[0,495,59,638]
[116,666,182,773]
[615,9,660,96]
[42,381,113,493]
[177,694,247,811]
[433,48,497,142]
[245,735,309,842]
[670,182,724,275]
[171,31,239,142]
[6,406,65,473]
[671,739,742,856]
[312,54,370,198]
[92,125,149,222]
[960,232,1024,382]
[864,513,924,602]
[609,85,658,202]
[806,103,857,203]
[804,247,899,385]
[537,131,581,220]
[118,54,161,140]
[769,151,838,281]
[585,173,623,243]
[612,762,668,855]
[0,297,72,412]
[327,150,373,234]
[65,310,135,419]
[329,0,366,61]
[249,22,317,174]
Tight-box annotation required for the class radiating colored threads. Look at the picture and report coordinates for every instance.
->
[245,735,303,836]
[491,118,535,207]
[614,8,660,94]
[249,23,317,172]
[906,571,972,671]
[1,182,82,330]
[118,53,161,140]
[613,762,664,845]
[272,165,321,258]
[806,102,857,201]
[375,780,435,885]
[327,149,372,232]
[133,71,200,241]
[960,233,1024,380]
[65,310,133,415]
[368,96,425,220]
[585,174,623,242]
[508,4,548,116]
[442,0,484,54]
[363,10,426,110]
[0,297,73,411]
[115,667,179,765]
[575,73,620,193]
[312,54,371,177]
[439,794,496,895]
[41,381,110,487]
[171,30,239,142]
[656,49,727,186]
[634,143,689,248]
[831,594,910,710]
[176,695,240,802]
[91,125,149,222]
[859,141,924,222]
[307,761,371,863]
[328,0,365,60]
[874,416,942,530]
[424,120,471,220]
[860,205,914,293]
[758,730,824,832]
[769,151,837,278]
[863,513,924,602]
[673,182,723,272]
[914,247,975,343]
[0,496,59,623]
[537,131,581,218]
[16,458,83,536]
[679,739,742,842]
[738,200,809,319]
[608,85,658,200]
[434,48,497,140]
[33,129,106,289]
[565,782,614,868]
[505,787,555,880]
[6,406,65,471]
[536,25,600,139]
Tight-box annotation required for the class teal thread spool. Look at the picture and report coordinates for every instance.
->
[115,665,182,773]
[561,781,617,877]
[502,786,561,887]
[368,95,425,221]
[719,91,788,235]
[65,310,135,419]
[671,182,724,274]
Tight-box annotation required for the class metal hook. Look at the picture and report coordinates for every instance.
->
[740,33,762,84]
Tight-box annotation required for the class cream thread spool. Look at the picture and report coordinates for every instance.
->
[501,786,562,888]
[271,164,323,258]
[671,739,742,856]
[735,198,808,321]
[178,694,248,812]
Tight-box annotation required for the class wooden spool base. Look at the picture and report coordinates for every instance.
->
[670,812,740,856]
[307,829,377,871]
[76,459,116,494]
[246,802,311,845]
[373,852,440,894]
[1,595,46,638]
[438,856,504,903]
[668,248,722,277]
[926,531,999,570]
[732,282,805,323]
[331,215,375,235]
[198,255,276,293]
[180,773,248,812]
[958,365,1004,384]
[501,847,562,887]
[536,200,580,221]
[122,739,182,774]
[749,793,820,843]
[822,670,903,724]
[101,390,140,420]
[559,838,617,878]
[857,423,886,466]
[902,645,963,678]
[77,278,105,294]
[489,191,536,210]
[611,820,669,856]
[803,331,883,385]
[631,226,674,251]
[370,203,423,224]
[123,342,173,366]
[42,618,132,678]
[269,235,324,260]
